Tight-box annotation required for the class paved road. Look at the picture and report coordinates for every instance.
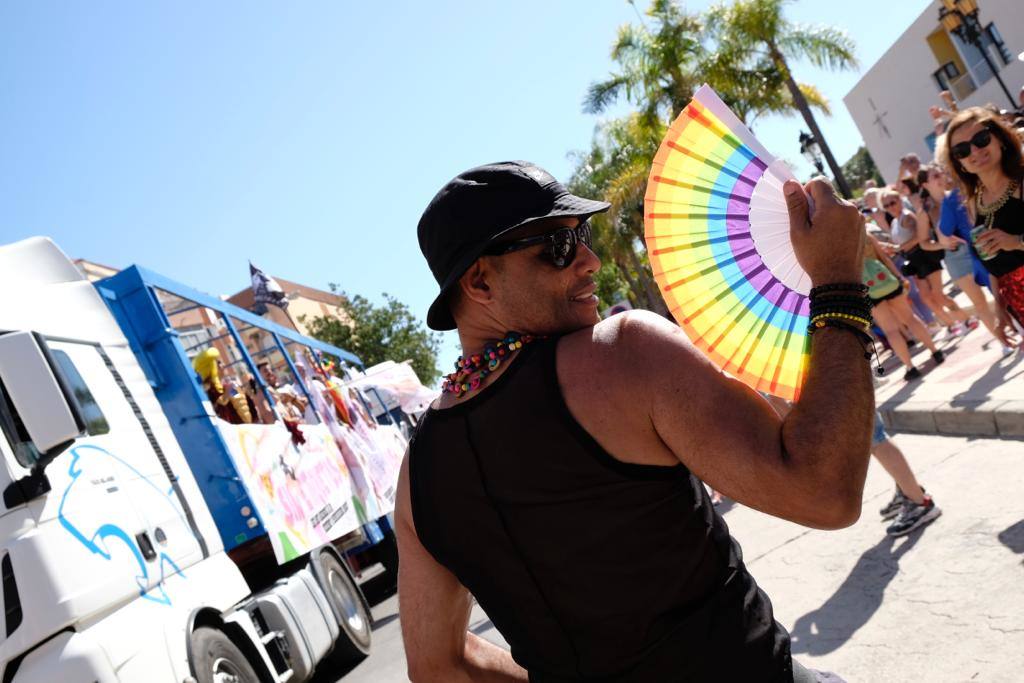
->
[322,432,1024,682]
[874,314,1024,437]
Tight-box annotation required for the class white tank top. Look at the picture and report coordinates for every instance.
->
[890,210,917,245]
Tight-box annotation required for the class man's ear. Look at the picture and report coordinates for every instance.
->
[457,259,495,306]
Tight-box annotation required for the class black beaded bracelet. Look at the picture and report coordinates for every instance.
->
[806,301,872,315]
[809,282,868,297]
[810,304,873,318]
[806,301,872,317]
[808,318,885,376]
[809,294,871,306]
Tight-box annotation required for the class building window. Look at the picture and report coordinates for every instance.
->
[932,61,961,93]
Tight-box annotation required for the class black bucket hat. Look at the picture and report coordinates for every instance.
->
[417,161,610,331]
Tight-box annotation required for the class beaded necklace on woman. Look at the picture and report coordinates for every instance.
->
[442,332,539,397]
[976,177,1020,230]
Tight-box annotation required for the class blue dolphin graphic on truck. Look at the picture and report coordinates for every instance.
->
[57,443,189,605]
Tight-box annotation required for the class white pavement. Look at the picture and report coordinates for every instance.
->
[872,279,1024,438]
[724,432,1024,680]
[329,432,1024,682]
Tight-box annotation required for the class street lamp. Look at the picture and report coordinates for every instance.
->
[938,0,1015,108]
[799,131,825,176]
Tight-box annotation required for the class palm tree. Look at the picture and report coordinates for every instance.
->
[577,1,858,312]
[700,44,832,131]
[584,0,703,126]
[706,0,858,196]
[568,114,669,315]
[584,0,832,130]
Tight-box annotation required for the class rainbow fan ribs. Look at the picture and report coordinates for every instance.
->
[644,84,811,401]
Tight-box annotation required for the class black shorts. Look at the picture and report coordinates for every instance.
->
[900,247,944,278]
[870,287,903,305]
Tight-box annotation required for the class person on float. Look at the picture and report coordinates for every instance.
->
[192,347,253,424]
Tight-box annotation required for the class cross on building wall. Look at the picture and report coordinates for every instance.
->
[869,98,891,139]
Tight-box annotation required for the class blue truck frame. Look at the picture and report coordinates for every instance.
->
[94,264,392,558]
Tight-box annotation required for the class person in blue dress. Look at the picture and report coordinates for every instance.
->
[938,176,1018,351]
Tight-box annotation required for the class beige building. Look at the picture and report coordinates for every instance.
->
[844,0,1023,185]
[73,258,119,282]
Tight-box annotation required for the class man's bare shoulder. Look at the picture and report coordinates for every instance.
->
[561,310,704,371]
[558,310,709,404]
[555,311,715,467]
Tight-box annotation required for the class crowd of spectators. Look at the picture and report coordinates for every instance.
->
[854,87,1024,381]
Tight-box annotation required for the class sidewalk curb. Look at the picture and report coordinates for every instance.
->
[880,399,1024,438]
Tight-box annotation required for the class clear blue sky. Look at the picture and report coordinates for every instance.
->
[1,0,933,378]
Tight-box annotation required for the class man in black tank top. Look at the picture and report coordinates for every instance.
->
[398,161,874,682]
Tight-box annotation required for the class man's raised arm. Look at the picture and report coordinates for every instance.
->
[625,179,874,529]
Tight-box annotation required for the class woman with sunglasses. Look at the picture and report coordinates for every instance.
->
[861,224,944,380]
[943,107,1024,339]
[924,164,1018,351]
[880,188,949,328]
[914,164,977,337]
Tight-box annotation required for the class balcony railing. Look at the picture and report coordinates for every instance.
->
[948,71,977,100]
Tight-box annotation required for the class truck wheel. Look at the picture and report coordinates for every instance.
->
[190,626,262,683]
[313,550,372,662]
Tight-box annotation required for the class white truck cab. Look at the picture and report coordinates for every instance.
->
[0,237,386,682]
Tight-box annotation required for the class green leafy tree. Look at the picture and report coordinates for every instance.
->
[841,146,884,193]
[706,0,858,195]
[568,114,669,315]
[302,289,442,385]
[574,1,848,320]
[593,263,631,311]
[575,1,862,312]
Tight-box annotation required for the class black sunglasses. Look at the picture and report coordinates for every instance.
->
[485,221,593,269]
[951,128,993,160]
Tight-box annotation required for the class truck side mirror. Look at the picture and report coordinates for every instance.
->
[0,331,86,470]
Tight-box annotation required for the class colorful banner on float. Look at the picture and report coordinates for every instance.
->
[359,422,405,513]
[216,422,360,563]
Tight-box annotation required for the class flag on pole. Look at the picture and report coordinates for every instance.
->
[249,262,289,314]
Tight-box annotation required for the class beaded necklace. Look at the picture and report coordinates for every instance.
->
[442,332,538,397]
[976,178,1019,230]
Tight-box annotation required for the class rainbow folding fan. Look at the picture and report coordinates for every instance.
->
[644,84,811,401]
